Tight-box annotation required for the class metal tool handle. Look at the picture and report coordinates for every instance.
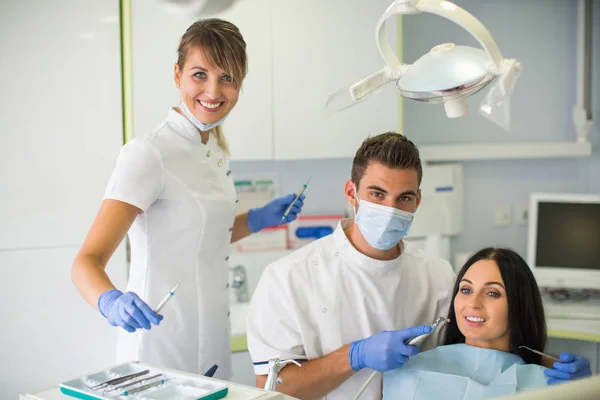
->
[90,369,150,390]
[405,333,431,346]
[264,358,302,391]
[106,374,162,392]
[405,317,449,346]
[123,379,165,396]
[518,345,559,361]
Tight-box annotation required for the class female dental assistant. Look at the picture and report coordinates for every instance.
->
[71,19,305,379]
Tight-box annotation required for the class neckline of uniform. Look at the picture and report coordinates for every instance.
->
[167,107,215,147]
[333,218,406,273]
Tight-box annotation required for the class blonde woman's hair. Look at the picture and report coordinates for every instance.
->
[177,18,248,154]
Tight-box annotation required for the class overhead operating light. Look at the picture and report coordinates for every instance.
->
[162,0,236,15]
[326,0,522,130]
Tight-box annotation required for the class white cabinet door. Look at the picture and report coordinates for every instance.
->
[271,0,400,160]
[0,245,127,400]
[131,0,273,161]
[0,0,123,249]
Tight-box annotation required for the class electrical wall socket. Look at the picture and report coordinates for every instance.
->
[515,204,529,226]
[493,205,511,227]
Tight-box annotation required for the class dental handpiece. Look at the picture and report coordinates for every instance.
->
[405,316,450,346]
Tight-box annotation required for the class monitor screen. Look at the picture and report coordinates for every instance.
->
[535,201,600,271]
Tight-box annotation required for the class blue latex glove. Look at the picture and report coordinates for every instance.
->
[98,289,163,333]
[544,352,592,385]
[349,326,432,372]
[247,193,306,233]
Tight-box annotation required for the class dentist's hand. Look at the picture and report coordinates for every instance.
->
[349,326,432,372]
[247,193,305,232]
[98,289,163,333]
[544,352,592,385]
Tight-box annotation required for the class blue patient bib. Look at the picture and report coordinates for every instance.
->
[383,344,547,399]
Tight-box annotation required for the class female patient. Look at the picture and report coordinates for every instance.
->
[383,248,549,399]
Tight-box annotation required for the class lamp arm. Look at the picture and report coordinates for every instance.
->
[376,0,504,74]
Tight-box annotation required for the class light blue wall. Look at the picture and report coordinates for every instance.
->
[403,0,600,258]
[589,0,600,194]
[231,0,599,260]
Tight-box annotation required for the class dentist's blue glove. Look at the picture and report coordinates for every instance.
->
[544,352,592,385]
[349,326,432,372]
[247,193,306,233]
[98,289,163,333]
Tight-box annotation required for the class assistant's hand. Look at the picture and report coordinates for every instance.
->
[247,193,306,233]
[544,352,592,385]
[349,326,432,372]
[98,289,163,333]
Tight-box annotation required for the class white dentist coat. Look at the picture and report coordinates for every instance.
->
[104,108,237,379]
[247,218,456,400]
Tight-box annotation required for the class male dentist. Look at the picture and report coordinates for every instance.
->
[246,132,591,399]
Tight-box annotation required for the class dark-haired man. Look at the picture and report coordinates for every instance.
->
[247,132,591,399]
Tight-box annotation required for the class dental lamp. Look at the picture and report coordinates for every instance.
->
[162,0,236,15]
[326,0,522,130]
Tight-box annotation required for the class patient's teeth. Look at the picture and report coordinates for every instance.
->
[466,316,486,322]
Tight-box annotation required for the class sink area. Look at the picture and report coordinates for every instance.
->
[227,249,293,339]
[226,250,294,385]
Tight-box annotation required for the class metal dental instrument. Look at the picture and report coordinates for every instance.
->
[279,178,311,224]
[122,378,173,396]
[518,346,559,361]
[89,369,150,390]
[264,358,302,391]
[405,317,450,346]
[136,282,181,337]
[353,317,450,400]
[105,374,162,393]
[154,282,181,313]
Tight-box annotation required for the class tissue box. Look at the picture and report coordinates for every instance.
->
[234,225,288,252]
[288,215,344,249]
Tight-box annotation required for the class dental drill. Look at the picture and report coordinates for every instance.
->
[264,358,302,391]
[405,317,450,346]
[352,317,450,400]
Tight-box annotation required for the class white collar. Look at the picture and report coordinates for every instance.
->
[332,218,406,273]
[166,107,214,146]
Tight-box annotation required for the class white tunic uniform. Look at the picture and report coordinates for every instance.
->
[247,218,456,399]
[104,109,237,379]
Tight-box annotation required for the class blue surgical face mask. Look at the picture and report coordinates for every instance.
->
[179,101,228,132]
[354,186,415,250]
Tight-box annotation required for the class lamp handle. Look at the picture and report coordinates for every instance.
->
[376,0,504,74]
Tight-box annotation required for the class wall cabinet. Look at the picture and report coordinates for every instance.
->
[271,0,399,160]
[0,1,127,398]
[0,0,124,250]
[131,0,399,161]
[131,0,274,160]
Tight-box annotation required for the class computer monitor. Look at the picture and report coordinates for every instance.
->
[527,193,600,289]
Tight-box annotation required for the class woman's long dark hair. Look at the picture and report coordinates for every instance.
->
[443,247,547,365]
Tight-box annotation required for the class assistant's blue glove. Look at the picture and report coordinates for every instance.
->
[98,289,163,333]
[349,326,432,372]
[247,193,306,233]
[544,352,592,385]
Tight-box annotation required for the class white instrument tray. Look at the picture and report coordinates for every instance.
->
[59,361,228,400]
